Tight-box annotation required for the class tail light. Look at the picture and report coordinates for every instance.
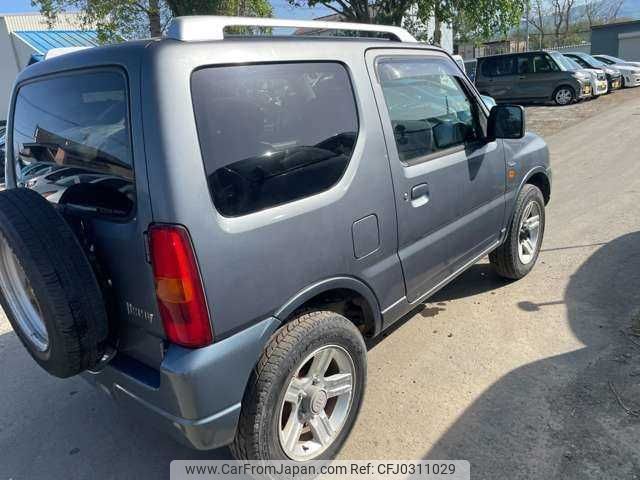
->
[148,224,213,348]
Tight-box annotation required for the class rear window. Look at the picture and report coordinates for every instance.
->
[12,70,134,217]
[191,62,359,217]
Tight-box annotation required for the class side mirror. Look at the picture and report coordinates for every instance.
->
[488,105,526,140]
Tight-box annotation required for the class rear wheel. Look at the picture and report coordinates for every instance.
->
[553,86,575,106]
[231,310,366,461]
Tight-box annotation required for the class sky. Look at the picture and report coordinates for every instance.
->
[0,0,330,19]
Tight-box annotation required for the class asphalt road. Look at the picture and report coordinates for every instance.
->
[2,89,640,479]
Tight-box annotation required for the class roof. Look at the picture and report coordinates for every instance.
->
[12,30,99,54]
[0,12,91,32]
[591,19,640,30]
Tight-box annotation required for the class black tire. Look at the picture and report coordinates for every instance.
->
[0,188,108,378]
[553,85,575,106]
[231,310,367,461]
[489,184,546,280]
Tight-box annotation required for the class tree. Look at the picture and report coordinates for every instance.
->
[289,0,525,47]
[33,0,271,41]
[583,0,624,28]
[528,0,549,48]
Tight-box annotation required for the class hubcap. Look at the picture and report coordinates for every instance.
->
[518,201,541,265]
[0,236,48,351]
[556,89,572,105]
[278,345,355,461]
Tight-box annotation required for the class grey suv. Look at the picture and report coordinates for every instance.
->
[0,16,551,462]
[475,51,592,105]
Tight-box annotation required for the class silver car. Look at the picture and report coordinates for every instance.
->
[552,52,608,97]
[593,54,640,88]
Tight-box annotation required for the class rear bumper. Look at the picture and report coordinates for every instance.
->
[82,316,280,450]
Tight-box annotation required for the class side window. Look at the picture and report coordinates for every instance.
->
[481,57,515,77]
[191,62,359,217]
[12,70,135,217]
[376,57,481,163]
[517,55,532,74]
[532,54,558,73]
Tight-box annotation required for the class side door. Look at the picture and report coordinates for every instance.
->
[477,55,518,100]
[366,50,506,303]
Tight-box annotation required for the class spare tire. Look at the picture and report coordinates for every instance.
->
[0,188,108,378]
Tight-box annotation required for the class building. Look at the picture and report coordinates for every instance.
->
[0,12,99,121]
[591,20,640,60]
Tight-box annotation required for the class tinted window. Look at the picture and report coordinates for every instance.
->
[481,56,515,77]
[377,58,481,163]
[517,55,532,74]
[12,70,134,216]
[532,54,558,73]
[192,62,358,217]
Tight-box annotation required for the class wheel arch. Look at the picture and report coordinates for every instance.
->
[274,277,383,338]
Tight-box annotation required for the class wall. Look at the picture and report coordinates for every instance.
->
[592,21,640,57]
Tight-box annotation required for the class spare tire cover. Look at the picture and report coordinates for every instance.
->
[0,188,108,377]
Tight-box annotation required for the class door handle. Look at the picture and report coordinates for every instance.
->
[519,75,527,80]
[408,183,430,207]
[411,183,429,200]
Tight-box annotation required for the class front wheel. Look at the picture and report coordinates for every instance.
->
[490,184,546,280]
[553,86,575,106]
[231,310,367,461]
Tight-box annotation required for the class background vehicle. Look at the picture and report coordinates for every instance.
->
[564,52,623,91]
[0,16,551,463]
[592,54,640,88]
[476,51,592,105]
[593,54,640,69]
[551,52,609,97]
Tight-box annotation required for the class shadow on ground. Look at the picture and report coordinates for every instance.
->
[422,232,640,479]
[0,330,231,480]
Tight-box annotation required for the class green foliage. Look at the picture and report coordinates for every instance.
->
[32,0,272,41]
[289,0,524,44]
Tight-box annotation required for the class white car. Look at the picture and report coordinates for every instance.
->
[554,53,608,97]
[593,54,640,88]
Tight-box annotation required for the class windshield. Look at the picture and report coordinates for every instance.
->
[583,54,607,68]
[550,52,577,71]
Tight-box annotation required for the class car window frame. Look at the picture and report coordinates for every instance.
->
[9,66,136,222]
[190,60,361,218]
[373,53,489,168]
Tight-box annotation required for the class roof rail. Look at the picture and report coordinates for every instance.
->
[165,15,417,43]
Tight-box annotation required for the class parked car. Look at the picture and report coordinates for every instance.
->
[0,16,551,462]
[593,54,640,69]
[592,54,640,88]
[550,51,609,97]
[476,50,592,105]
[563,52,623,91]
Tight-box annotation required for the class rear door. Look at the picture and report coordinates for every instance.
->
[366,50,506,303]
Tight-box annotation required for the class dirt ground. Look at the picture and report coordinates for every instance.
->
[1,88,640,480]
[525,87,640,138]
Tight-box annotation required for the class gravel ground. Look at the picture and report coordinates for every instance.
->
[1,87,640,480]
[525,87,640,138]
